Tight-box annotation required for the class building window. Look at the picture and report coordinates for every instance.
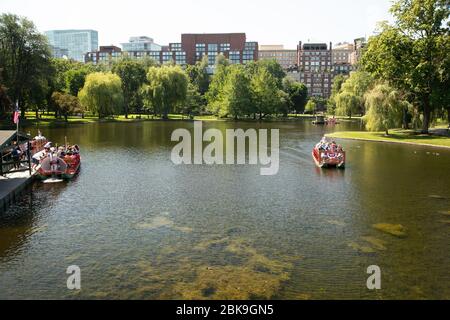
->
[208,44,218,52]
[229,51,240,64]
[220,43,230,51]
[196,43,206,51]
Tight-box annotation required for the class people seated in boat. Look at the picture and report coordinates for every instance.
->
[57,146,66,158]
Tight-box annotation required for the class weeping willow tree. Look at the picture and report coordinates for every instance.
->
[78,72,124,118]
[364,83,406,135]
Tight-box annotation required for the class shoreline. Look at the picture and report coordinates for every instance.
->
[326,131,450,150]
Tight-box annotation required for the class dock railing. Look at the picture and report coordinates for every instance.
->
[0,141,32,176]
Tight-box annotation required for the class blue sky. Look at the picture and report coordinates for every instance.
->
[1,0,394,48]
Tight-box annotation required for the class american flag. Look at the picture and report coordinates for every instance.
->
[13,101,20,124]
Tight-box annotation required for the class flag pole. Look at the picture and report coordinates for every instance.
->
[16,100,19,143]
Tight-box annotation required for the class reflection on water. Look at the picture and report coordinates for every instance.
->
[0,120,449,300]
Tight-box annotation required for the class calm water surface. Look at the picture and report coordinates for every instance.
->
[0,120,449,299]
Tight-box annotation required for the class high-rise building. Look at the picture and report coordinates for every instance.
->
[350,37,367,65]
[297,42,333,98]
[85,46,122,64]
[258,45,298,70]
[121,36,162,52]
[49,45,69,59]
[332,42,354,76]
[181,33,258,67]
[45,29,98,62]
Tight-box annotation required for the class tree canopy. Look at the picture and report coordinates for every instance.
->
[78,72,124,118]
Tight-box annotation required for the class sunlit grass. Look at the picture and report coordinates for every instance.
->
[327,129,450,148]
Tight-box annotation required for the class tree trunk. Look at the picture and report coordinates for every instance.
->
[64,114,68,122]
[421,95,431,134]
[402,107,409,129]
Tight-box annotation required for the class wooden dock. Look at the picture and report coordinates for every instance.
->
[0,171,34,214]
[0,130,35,214]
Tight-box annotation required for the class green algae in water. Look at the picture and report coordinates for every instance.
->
[361,236,387,251]
[326,220,346,227]
[348,242,376,254]
[373,223,407,238]
[172,238,297,300]
[135,215,192,233]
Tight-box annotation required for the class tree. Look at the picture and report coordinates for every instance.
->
[335,91,360,118]
[142,65,188,119]
[65,67,89,97]
[78,72,124,118]
[328,74,347,115]
[206,60,231,116]
[219,65,253,119]
[51,92,83,122]
[282,78,308,114]
[0,69,12,118]
[174,83,205,119]
[112,58,147,118]
[250,67,283,120]
[362,0,450,133]
[0,14,52,116]
[255,59,286,89]
[364,83,405,135]
[305,99,317,115]
[185,55,210,95]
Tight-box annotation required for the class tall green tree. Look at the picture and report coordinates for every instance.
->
[364,83,406,135]
[328,74,347,115]
[0,69,12,118]
[185,55,210,95]
[112,58,147,118]
[52,91,84,122]
[142,65,188,119]
[250,67,283,120]
[282,77,308,114]
[219,65,253,119]
[78,72,124,118]
[305,99,317,115]
[335,91,360,118]
[362,0,450,133]
[0,13,53,116]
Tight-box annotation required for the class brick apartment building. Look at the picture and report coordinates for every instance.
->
[297,42,333,98]
[177,33,258,66]
[85,45,122,64]
[85,33,258,68]
[258,45,298,70]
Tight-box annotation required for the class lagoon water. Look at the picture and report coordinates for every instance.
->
[0,120,449,299]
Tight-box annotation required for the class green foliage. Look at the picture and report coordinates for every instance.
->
[142,65,188,119]
[65,67,89,96]
[335,91,360,118]
[185,55,210,95]
[364,83,406,134]
[328,74,347,115]
[362,0,450,133]
[305,99,317,114]
[250,67,284,119]
[78,72,124,118]
[0,13,52,116]
[51,91,83,121]
[283,78,308,114]
[333,71,374,118]
[112,58,147,117]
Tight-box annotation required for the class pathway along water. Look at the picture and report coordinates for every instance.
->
[0,120,449,299]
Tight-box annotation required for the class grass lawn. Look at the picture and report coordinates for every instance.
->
[327,129,450,148]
